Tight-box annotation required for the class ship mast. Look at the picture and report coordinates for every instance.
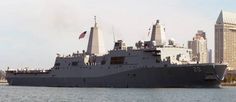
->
[86,16,105,56]
[150,20,166,46]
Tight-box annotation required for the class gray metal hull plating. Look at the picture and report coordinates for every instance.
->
[6,64,227,88]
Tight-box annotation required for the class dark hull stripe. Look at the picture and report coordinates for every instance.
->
[6,65,227,88]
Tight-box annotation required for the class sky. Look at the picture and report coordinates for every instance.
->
[0,0,236,69]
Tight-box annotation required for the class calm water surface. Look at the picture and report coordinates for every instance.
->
[0,84,236,102]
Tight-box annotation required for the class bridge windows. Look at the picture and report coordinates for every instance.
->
[110,57,125,64]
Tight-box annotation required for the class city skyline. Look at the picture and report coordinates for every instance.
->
[0,0,236,69]
[188,30,208,63]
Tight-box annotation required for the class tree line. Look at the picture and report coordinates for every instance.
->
[223,74,236,83]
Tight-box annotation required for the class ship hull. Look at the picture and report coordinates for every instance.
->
[6,64,227,88]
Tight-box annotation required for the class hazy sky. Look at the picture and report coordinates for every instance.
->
[0,0,236,69]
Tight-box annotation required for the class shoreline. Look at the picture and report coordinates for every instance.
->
[222,83,236,86]
[0,80,7,83]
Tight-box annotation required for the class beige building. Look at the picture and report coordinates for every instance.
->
[188,31,208,63]
[215,11,236,70]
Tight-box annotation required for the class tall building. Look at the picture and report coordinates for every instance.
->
[215,11,236,70]
[208,49,212,63]
[151,20,166,46]
[87,17,105,56]
[188,30,208,63]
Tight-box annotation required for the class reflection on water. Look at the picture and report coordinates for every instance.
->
[0,85,236,102]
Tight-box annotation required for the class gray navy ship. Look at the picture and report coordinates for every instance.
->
[6,19,227,88]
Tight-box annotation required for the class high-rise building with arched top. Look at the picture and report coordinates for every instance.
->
[215,11,236,70]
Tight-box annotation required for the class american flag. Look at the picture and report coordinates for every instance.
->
[79,31,87,39]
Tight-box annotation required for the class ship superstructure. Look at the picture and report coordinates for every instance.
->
[6,19,227,88]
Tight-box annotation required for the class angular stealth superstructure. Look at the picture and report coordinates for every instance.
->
[87,17,105,56]
[151,20,166,45]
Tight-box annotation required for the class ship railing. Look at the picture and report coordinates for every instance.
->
[56,53,86,59]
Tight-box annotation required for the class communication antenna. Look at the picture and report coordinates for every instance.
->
[94,16,97,27]
[112,26,116,43]
[148,26,151,36]
[144,25,152,41]
[94,16,96,23]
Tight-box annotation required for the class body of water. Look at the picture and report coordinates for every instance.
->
[0,84,236,102]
